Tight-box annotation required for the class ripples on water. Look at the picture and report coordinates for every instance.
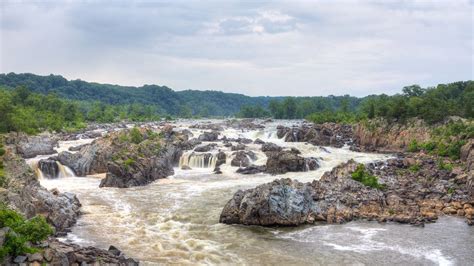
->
[36,120,473,265]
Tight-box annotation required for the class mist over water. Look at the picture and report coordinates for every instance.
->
[34,120,473,265]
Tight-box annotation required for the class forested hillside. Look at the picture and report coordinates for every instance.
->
[0,73,357,117]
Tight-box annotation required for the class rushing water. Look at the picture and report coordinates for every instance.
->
[33,120,473,265]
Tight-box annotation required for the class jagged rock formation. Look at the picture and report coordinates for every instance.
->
[38,159,59,179]
[1,146,80,233]
[265,150,319,175]
[6,132,58,158]
[221,156,473,226]
[276,123,353,148]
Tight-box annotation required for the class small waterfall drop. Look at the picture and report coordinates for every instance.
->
[179,152,218,169]
[28,159,76,179]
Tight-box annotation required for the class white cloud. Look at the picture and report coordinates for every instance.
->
[0,0,472,96]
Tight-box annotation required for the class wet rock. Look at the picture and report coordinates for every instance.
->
[38,159,59,179]
[14,255,27,263]
[265,150,307,175]
[305,157,320,171]
[231,144,246,151]
[231,151,256,167]
[238,138,253,144]
[277,123,353,148]
[68,143,88,152]
[221,154,474,226]
[254,138,265,144]
[198,131,219,141]
[3,151,81,233]
[7,132,58,158]
[220,178,315,225]
[261,142,282,152]
[215,151,227,167]
[236,165,266,175]
[181,165,192,170]
[194,143,217,152]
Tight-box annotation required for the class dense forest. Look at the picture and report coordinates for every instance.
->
[0,73,472,135]
[0,73,358,118]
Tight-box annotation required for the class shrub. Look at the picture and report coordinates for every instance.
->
[420,141,437,152]
[124,158,135,168]
[438,160,454,171]
[351,164,385,189]
[407,139,420,152]
[130,127,143,144]
[0,207,53,259]
[0,148,5,156]
[409,164,421,172]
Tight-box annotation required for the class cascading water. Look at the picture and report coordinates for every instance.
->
[32,120,473,265]
[179,152,219,169]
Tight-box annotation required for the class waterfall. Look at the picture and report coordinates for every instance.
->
[179,152,218,169]
[57,162,76,178]
[28,159,76,179]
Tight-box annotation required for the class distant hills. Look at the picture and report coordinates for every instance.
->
[0,73,357,116]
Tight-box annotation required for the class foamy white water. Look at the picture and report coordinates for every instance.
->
[36,120,473,265]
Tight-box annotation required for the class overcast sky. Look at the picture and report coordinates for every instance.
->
[1,0,472,96]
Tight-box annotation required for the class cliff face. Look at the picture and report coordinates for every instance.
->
[353,119,432,152]
[1,144,81,233]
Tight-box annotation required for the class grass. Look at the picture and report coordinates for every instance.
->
[351,164,385,189]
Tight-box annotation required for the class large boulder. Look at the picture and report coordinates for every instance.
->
[198,131,219,142]
[261,142,282,152]
[236,165,266,175]
[7,133,58,158]
[265,150,306,175]
[219,178,316,225]
[231,151,256,167]
[277,123,353,148]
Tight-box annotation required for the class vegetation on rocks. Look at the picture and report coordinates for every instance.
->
[0,139,6,187]
[351,164,385,189]
[0,206,53,259]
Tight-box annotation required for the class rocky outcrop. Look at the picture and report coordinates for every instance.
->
[2,239,138,265]
[461,140,474,197]
[277,123,353,148]
[221,155,474,226]
[38,159,59,179]
[194,143,217,152]
[261,142,282,152]
[198,131,219,141]
[265,150,311,175]
[231,144,246,151]
[236,165,266,175]
[231,151,257,167]
[55,138,113,176]
[353,119,432,152]
[6,133,58,158]
[1,148,81,233]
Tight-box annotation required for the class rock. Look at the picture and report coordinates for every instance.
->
[215,151,227,167]
[198,131,219,141]
[231,144,246,151]
[261,142,282,152]
[3,151,81,233]
[220,178,315,225]
[27,253,43,262]
[236,165,266,175]
[254,138,265,144]
[214,167,223,174]
[194,143,217,152]
[0,227,10,246]
[38,159,59,179]
[304,157,320,171]
[14,256,28,263]
[181,165,192,170]
[265,150,307,175]
[108,245,122,256]
[231,151,256,167]
[221,154,473,226]
[7,133,58,158]
[238,138,253,144]
[276,123,353,148]
[68,144,88,152]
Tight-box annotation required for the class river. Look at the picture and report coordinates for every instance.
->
[31,120,473,265]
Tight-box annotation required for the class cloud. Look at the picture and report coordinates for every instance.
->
[0,0,472,96]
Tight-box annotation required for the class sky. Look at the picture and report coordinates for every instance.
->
[0,0,473,97]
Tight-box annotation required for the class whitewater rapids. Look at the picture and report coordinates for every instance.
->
[35,120,473,265]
